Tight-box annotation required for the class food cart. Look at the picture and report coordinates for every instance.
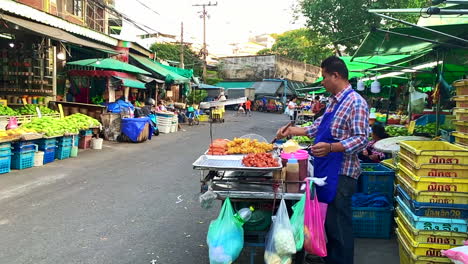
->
[193,141,307,264]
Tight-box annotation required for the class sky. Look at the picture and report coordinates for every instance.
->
[115,0,306,55]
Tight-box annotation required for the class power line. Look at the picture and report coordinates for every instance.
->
[134,0,160,16]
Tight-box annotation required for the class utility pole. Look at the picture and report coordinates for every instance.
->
[193,2,217,82]
[180,22,184,69]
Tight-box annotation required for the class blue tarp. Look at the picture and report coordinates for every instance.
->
[121,117,154,142]
[352,193,390,208]
[107,100,135,114]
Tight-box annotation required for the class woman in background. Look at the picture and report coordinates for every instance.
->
[359,124,389,163]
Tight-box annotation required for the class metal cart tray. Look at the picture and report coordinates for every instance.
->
[193,154,282,171]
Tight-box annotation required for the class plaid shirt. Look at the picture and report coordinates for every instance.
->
[307,85,369,179]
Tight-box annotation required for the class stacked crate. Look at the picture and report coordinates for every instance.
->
[78,130,92,149]
[56,136,73,160]
[453,79,468,147]
[396,141,468,264]
[0,142,12,174]
[11,141,36,170]
[352,163,395,239]
[36,138,57,164]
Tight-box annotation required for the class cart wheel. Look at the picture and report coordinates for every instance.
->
[221,119,225,123]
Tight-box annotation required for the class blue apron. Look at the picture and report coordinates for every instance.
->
[313,89,354,204]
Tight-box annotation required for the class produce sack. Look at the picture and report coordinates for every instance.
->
[264,199,296,264]
[303,180,327,257]
[207,197,243,264]
[442,241,468,264]
[290,193,306,251]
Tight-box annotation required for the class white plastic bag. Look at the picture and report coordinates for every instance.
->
[408,84,427,114]
[264,199,296,264]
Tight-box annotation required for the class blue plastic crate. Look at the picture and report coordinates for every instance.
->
[0,148,11,157]
[57,136,73,145]
[396,185,468,219]
[11,151,35,170]
[440,129,455,143]
[36,138,57,149]
[55,145,71,160]
[352,206,393,239]
[79,130,92,136]
[43,146,56,164]
[359,163,395,198]
[0,156,11,174]
[396,196,467,233]
[12,141,37,152]
[0,142,11,150]
[73,135,79,147]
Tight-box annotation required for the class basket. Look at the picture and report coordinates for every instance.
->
[43,146,56,164]
[397,174,468,205]
[12,141,36,152]
[399,141,468,167]
[452,131,468,147]
[398,164,468,193]
[454,108,468,121]
[453,95,468,108]
[396,196,467,233]
[198,114,209,122]
[0,156,11,174]
[399,153,468,179]
[381,158,398,171]
[0,142,11,151]
[453,79,468,96]
[55,145,72,160]
[396,228,451,263]
[358,163,395,198]
[396,213,467,246]
[352,206,393,239]
[397,185,468,219]
[36,138,57,151]
[78,135,92,149]
[454,120,468,133]
[11,151,35,170]
[158,124,171,134]
[57,136,73,146]
[0,148,11,157]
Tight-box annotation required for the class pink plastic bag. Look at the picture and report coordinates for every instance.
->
[303,179,327,257]
[441,241,468,264]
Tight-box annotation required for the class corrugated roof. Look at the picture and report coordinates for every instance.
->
[252,81,283,95]
[216,82,255,89]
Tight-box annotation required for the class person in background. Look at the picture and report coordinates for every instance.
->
[237,103,245,115]
[359,124,389,163]
[245,99,252,116]
[276,56,369,264]
[156,101,167,112]
[287,96,298,121]
[262,96,268,112]
[312,96,325,114]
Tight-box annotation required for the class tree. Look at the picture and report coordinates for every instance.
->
[256,29,334,65]
[298,0,428,55]
[150,43,203,76]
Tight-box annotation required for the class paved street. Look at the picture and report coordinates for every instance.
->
[0,112,398,264]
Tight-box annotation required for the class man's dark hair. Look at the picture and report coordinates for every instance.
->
[321,56,349,80]
[314,96,320,100]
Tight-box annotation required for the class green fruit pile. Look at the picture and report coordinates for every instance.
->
[0,105,17,116]
[299,121,313,128]
[292,136,313,144]
[21,114,100,137]
[64,113,101,129]
[385,126,410,137]
[17,105,57,115]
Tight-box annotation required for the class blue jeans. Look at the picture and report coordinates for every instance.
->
[323,175,357,264]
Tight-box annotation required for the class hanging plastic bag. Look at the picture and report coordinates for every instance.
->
[290,194,306,251]
[7,117,18,130]
[442,241,468,264]
[206,197,243,264]
[303,179,327,257]
[408,83,427,114]
[264,199,296,264]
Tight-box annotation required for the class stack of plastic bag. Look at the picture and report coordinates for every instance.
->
[264,199,297,264]
[207,197,243,264]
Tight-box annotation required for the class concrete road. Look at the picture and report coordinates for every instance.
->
[0,111,398,264]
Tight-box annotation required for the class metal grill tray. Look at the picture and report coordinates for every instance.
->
[193,155,282,171]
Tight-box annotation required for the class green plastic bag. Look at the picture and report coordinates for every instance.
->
[290,193,306,251]
[207,197,244,264]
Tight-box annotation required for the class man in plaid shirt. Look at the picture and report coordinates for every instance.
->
[277,56,369,264]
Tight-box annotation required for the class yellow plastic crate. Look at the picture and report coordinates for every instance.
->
[453,131,468,147]
[453,96,468,108]
[398,164,468,193]
[396,211,467,246]
[399,153,468,179]
[454,108,468,121]
[397,229,451,264]
[397,222,453,258]
[454,79,468,96]
[397,175,468,205]
[399,141,468,167]
[381,158,398,171]
[198,115,209,122]
[454,120,468,134]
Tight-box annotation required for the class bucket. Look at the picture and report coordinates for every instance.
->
[91,138,103,150]
[281,150,309,182]
[70,146,78,157]
[34,151,44,167]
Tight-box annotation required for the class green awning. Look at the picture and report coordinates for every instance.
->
[114,77,146,89]
[353,23,468,57]
[129,55,190,84]
[215,82,255,89]
[67,58,150,75]
[159,63,194,79]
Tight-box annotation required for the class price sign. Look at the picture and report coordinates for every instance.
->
[58,104,64,119]
[22,98,27,105]
[408,121,416,135]
[36,106,42,118]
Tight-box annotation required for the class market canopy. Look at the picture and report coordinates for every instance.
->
[215,81,255,89]
[67,58,150,75]
[129,55,190,84]
[113,77,146,89]
[353,23,468,58]
[252,81,284,96]
[159,63,194,79]
[194,83,223,89]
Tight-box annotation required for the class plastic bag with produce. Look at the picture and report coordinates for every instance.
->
[264,199,296,264]
[303,179,327,257]
[207,197,243,264]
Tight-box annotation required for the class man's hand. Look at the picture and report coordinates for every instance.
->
[276,126,290,139]
[312,142,331,157]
